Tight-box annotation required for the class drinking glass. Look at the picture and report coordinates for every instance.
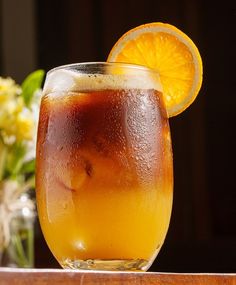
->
[36,62,173,271]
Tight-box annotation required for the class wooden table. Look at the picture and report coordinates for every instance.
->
[0,269,236,285]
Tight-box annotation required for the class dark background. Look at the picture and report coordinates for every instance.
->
[1,0,236,272]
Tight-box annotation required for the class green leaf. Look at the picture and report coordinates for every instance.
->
[6,143,26,177]
[21,70,45,107]
[21,159,35,174]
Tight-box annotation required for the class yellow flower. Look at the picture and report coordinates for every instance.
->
[0,76,33,141]
[0,75,40,143]
[0,77,21,104]
[15,108,35,141]
[0,97,24,136]
[0,108,34,141]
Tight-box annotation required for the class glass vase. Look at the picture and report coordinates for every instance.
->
[1,194,35,268]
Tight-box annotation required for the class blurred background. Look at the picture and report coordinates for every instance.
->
[0,0,235,272]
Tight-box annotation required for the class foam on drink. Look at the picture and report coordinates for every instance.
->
[43,67,163,95]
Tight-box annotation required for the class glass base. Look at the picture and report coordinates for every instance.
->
[61,258,150,271]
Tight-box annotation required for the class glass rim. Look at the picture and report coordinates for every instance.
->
[47,61,158,76]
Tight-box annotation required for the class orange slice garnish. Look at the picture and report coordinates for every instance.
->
[107,22,203,117]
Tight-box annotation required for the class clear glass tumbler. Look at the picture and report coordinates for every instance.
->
[36,62,173,271]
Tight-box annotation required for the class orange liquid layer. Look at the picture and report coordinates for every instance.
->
[37,183,172,261]
[36,89,173,263]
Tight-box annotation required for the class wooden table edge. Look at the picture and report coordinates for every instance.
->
[0,268,236,285]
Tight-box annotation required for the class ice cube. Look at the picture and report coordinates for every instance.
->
[43,69,77,94]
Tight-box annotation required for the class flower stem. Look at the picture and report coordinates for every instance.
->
[12,233,28,267]
[0,138,7,180]
[9,227,34,267]
[27,227,34,267]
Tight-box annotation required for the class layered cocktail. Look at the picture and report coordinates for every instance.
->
[36,63,173,270]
